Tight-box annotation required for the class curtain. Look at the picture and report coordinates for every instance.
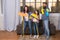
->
[4,0,20,32]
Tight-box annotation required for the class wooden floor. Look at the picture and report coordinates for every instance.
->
[0,31,60,40]
[0,31,18,40]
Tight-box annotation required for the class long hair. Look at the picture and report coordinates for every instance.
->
[23,5,29,13]
[34,10,39,15]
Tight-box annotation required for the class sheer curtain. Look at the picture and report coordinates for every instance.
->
[4,0,20,32]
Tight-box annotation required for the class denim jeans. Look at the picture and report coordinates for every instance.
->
[24,20,32,35]
[33,22,38,35]
[43,19,50,40]
[28,20,32,35]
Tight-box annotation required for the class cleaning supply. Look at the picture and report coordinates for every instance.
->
[41,7,44,15]
[45,9,49,16]
[41,7,49,16]
[30,13,39,20]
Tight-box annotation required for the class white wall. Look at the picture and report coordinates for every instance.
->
[49,13,60,30]
[0,0,4,30]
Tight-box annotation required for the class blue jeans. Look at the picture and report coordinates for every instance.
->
[43,19,50,40]
[24,21,32,35]
[33,22,38,35]
[28,20,32,35]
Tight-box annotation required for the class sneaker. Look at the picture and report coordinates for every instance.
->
[46,36,50,40]
[29,35,32,38]
[36,35,39,38]
[33,35,36,39]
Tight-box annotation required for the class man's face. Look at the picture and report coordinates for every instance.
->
[43,3,47,7]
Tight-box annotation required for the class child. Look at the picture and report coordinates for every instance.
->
[30,10,39,38]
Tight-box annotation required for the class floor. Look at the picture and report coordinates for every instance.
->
[0,31,18,40]
[0,31,60,40]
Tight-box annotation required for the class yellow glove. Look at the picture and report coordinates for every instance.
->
[46,9,49,12]
[29,13,38,19]
[41,8,44,15]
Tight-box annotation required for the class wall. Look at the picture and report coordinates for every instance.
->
[49,13,60,30]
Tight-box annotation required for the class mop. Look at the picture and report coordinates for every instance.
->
[22,17,24,37]
[36,23,39,36]
[34,19,39,40]
[18,12,25,38]
[22,13,29,39]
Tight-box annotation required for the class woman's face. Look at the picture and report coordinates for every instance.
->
[25,7,28,12]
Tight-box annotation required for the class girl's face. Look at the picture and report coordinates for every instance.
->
[35,11,38,14]
[25,7,28,12]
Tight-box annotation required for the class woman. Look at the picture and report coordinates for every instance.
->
[23,5,32,37]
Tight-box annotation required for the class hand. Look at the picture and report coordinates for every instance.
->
[37,21,39,23]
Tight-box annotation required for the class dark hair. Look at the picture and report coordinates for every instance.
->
[43,2,48,5]
[23,5,29,13]
[43,2,48,9]
[34,10,39,15]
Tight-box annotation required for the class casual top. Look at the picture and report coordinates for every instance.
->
[30,13,39,22]
[24,13,29,21]
[41,7,49,20]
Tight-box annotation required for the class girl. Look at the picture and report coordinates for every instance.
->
[30,10,39,38]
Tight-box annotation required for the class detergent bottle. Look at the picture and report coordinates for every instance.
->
[45,8,49,16]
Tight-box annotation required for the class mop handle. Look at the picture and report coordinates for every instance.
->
[36,23,39,35]
[22,17,24,37]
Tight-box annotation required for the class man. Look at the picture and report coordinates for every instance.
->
[41,2,50,40]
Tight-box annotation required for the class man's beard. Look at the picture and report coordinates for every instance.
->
[43,6,46,9]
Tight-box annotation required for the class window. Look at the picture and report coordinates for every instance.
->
[20,0,23,6]
[20,0,23,2]
[25,0,35,8]
[30,3,35,8]
[25,3,30,6]
[36,0,40,2]
[26,0,35,2]
[48,0,57,12]
[36,3,40,9]
[20,0,60,13]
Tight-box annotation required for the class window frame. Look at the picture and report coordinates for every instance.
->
[20,0,59,13]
